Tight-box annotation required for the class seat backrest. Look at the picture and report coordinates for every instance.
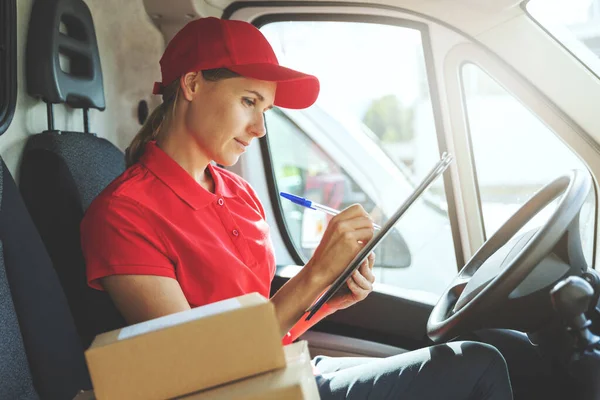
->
[0,174,38,400]
[0,258,38,400]
[22,0,127,347]
[0,157,91,399]
[20,133,127,348]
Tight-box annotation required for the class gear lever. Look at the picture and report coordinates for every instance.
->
[551,276,600,400]
[551,276,600,349]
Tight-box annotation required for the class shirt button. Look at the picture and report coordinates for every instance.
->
[232,229,239,237]
[217,198,224,206]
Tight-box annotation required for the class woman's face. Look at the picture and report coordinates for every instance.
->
[181,73,276,166]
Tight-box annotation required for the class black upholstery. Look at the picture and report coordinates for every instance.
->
[0,165,38,400]
[22,0,127,348]
[22,131,125,211]
[1,158,91,399]
[0,244,38,400]
[20,132,127,348]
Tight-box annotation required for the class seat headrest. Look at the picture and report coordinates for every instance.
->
[26,0,105,110]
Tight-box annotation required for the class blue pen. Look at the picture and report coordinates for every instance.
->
[279,192,381,230]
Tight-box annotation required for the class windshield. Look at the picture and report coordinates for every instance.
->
[526,0,600,77]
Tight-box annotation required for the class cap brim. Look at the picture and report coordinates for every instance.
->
[228,64,319,110]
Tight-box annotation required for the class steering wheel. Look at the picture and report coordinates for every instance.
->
[427,170,592,343]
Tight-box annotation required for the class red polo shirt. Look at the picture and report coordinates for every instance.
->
[81,141,276,307]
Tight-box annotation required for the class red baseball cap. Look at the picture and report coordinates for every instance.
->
[153,17,320,109]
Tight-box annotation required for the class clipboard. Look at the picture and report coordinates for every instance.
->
[305,152,454,321]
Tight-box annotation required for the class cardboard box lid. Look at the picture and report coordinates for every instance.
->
[85,293,286,400]
[178,341,320,400]
[89,293,266,348]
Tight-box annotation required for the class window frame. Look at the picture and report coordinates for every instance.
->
[0,0,17,136]
[458,61,492,244]
[260,109,314,266]
[252,14,466,270]
[522,0,600,82]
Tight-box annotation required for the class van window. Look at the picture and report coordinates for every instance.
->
[462,63,596,266]
[0,0,17,136]
[266,108,412,273]
[261,20,458,295]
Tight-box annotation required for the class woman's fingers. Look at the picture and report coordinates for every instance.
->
[329,216,374,238]
[351,268,373,291]
[343,252,376,295]
[326,226,375,256]
[367,252,375,269]
[306,204,377,288]
[359,256,376,284]
[346,275,364,298]
[333,204,373,222]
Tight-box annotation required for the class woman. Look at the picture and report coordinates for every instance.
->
[81,17,513,399]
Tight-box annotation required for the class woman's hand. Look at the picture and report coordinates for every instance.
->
[304,204,375,288]
[326,252,376,312]
[271,204,374,336]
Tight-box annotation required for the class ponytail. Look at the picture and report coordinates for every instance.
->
[125,80,181,167]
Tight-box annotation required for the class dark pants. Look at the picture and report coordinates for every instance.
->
[461,329,564,400]
[314,341,513,400]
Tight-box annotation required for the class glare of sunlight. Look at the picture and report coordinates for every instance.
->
[528,0,593,25]
[262,22,423,117]
[527,0,600,76]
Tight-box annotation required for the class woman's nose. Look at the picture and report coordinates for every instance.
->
[249,112,267,138]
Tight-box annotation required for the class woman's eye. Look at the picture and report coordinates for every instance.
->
[243,98,256,107]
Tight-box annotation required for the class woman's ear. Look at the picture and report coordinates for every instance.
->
[180,72,202,101]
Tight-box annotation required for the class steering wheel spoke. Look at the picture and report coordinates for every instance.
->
[448,276,469,297]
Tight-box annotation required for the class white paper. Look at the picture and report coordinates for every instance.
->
[117,297,242,340]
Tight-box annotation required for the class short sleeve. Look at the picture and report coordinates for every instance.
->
[81,196,175,290]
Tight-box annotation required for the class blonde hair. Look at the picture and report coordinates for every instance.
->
[125,80,180,167]
[125,68,241,168]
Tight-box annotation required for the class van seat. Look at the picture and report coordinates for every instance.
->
[20,132,127,347]
[0,157,91,399]
[22,0,127,347]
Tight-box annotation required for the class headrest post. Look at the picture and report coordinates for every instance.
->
[46,103,54,131]
[83,108,89,134]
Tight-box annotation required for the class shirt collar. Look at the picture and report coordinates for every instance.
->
[140,141,236,210]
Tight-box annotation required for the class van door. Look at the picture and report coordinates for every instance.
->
[225,6,468,352]
[222,3,599,355]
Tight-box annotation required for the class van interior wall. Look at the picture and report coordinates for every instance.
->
[1,0,164,180]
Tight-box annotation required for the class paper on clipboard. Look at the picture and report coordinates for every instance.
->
[305,152,454,321]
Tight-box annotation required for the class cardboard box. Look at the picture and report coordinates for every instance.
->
[178,341,320,400]
[85,293,286,400]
